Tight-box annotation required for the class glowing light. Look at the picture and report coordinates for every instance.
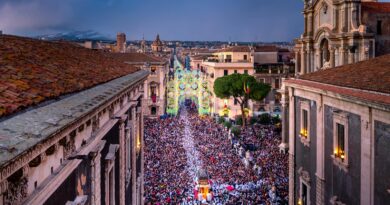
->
[298,199,302,205]
[137,135,141,149]
[300,129,308,137]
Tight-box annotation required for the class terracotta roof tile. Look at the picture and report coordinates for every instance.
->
[0,35,139,118]
[254,45,278,52]
[285,79,390,106]
[300,54,390,94]
[361,2,390,13]
[216,46,251,53]
[110,52,164,64]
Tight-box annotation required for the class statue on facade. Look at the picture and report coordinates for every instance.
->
[321,60,331,70]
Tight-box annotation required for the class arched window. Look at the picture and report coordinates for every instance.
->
[320,39,330,68]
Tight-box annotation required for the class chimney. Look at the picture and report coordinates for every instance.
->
[0,30,2,35]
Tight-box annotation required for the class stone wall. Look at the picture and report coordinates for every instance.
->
[374,121,390,205]
[323,105,361,205]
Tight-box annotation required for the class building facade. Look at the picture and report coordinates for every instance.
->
[252,46,294,115]
[111,53,169,118]
[200,46,255,119]
[0,35,148,205]
[294,0,390,75]
[116,33,126,53]
[280,54,390,205]
[151,34,163,53]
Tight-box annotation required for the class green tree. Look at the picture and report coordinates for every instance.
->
[214,73,271,126]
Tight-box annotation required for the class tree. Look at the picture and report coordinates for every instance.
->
[214,73,271,127]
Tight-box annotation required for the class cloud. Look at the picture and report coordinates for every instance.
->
[0,0,75,34]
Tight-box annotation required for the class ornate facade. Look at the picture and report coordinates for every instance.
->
[295,0,390,75]
[280,54,390,205]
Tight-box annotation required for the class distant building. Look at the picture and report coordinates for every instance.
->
[140,36,147,53]
[201,46,255,119]
[151,34,163,53]
[111,53,169,117]
[117,32,126,53]
[252,46,294,114]
[294,0,390,75]
[281,54,390,205]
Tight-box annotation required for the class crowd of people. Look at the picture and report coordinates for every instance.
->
[144,104,288,204]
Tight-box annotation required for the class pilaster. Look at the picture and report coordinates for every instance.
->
[279,83,289,153]
[289,154,295,205]
[118,118,126,205]
[330,47,336,68]
[316,177,325,205]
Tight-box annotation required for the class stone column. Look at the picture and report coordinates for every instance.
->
[131,107,137,205]
[90,141,105,205]
[339,47,346,66]
[279,85,289,153]
[316,96,325,205]
[316,178,325,205]
[315,48,321,71]
[288,88,295,205]
[348,49,354,64]
[119,118,126,205]
[330,47,336,68]
[294,51,299,75]
[301,49,306,75]
[139,102,145,205]
[360,111,372,205]
[0,180,8,205]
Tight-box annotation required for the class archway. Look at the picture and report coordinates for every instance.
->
[320,38,330,68]
[166,56,211,116]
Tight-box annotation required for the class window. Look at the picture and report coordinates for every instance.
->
[377,20,382,35]
[234,99,238,105]
[300,182,309,205]
[298,167,310,205]
[244,70,248,74]
[225,55,232,63]
[243,55,248,60]
[335,124,347,162]
[299,101,310,146]
[259,78,265,83]
[333,111,349,170]
[150,66,157,75]
[275,78,280,89]
[224,70,228,76]
[278,55,283,62]
[151,107,157,115]
[234,70,238,74]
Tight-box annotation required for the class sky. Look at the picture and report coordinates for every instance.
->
[0,0,387,42]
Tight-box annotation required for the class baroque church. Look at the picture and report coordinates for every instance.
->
[279,0,390,205]
[294,0,390,75]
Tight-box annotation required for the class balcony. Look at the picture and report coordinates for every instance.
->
[202,61,253,68]
[147,95,160,106]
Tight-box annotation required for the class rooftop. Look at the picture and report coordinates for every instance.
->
[300,54,390,94]
[216,46,251,53]
[254,45,279,52]
[361,2,390,13]
[0,35,139,118]
[110,53,165,64]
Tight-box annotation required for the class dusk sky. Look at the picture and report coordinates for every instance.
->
[0,0,388,42]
